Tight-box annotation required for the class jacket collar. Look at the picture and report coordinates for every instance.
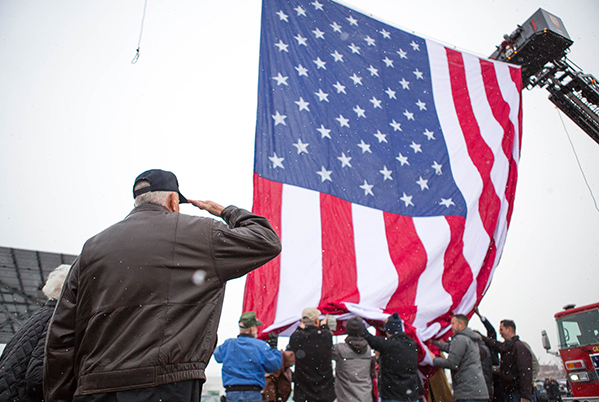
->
[128,202,171,216]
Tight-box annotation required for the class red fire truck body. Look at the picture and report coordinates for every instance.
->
[554,303,599,401]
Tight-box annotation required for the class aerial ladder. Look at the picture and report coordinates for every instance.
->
[490,8,599,145]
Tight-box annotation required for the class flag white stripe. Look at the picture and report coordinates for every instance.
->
[353,204,398,309]
[412,216,453,329]
[485,61,523,294]
[275,184,322,324]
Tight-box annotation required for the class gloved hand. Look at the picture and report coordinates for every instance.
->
[268,331,278,349]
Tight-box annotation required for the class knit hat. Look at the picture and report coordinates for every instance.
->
[302,307,321,324]
[239,311,263,328]
[384,312,403,335]
[346,316,366,336]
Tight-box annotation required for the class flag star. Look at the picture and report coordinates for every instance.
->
[379,29,391,39]
[373,130,387,143]
[315,89,329,102]
[317,124,331,139]
[382,57,394,67]
[440,198,455,208]
[312,28,325,39]
[295,97,310,111]
[360,180,374,196]
[396,153,409,166]
[357,140,371,153]
[416,176,429,190]
[269,153,285,169]
[294,34,308,46]
[364,36,376,46]
[379,165,393,181]
[397,48,408,59]
[423,129,435,140]
[311,0,324,10]
[272,73,289,86]
[410,141,422,153]
[316,166,332,182]
[338,152,352,167]
[432,161,443,175]
[367,65,379,76]
[313,57,326,69]
[295,64,309,76]
[333,81,346,94]
[416,99,427,110]
[353,105,366,118]
[413,68,424,79]
[399,78,410,89]
[410,40,420,51]
[348,43,361,54]
[349,73,363,85]
[294,5,306,16]
[336,114,350,127]
[293,139,309,154]
[346,15,358,26]
[331,50,344,62]
[272,111,287,126]
[400,192,414,207]
[370,96,382,109]
[276,10,289,22]
[274,40,289,52]
[330,22,342,32]
[389,119,402,131]
[403,109,415,120]
[385,88,396,99]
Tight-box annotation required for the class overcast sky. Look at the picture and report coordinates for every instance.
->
[1,0,598,379]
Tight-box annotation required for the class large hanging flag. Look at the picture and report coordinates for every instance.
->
[244,0,522,341]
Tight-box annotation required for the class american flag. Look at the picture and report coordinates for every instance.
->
[243,0,522,342]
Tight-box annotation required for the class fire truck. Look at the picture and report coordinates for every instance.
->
[492,8,598,400]
[542,303,599,402]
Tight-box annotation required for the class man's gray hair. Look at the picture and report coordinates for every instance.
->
[42,264,71,300]
[133,179,176,207]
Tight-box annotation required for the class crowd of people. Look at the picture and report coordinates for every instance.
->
[213,307,542,402]
[0,169,553,402]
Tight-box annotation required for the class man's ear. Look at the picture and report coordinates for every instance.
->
[167,192,180,213]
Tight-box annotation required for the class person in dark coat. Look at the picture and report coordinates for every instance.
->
[0,264,70,402]
[475,307,501,402]
[483,319,533,402]
[363,312,422,402]
[544,377,561,402]
[288,307,335,402]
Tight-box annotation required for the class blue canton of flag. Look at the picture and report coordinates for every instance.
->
[254,0,467,217]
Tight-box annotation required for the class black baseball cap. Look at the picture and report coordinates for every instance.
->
[133,169,188,203]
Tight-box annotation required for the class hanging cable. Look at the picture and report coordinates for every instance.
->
[131,0,149,64]
[557,108,599,212]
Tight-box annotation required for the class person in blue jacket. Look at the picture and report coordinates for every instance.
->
[214,312,282,402]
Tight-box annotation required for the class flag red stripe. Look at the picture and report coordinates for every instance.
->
[243,174,283,332]
[446,48,501,238]
[479,60,516,170]
[440,216,473,322]
[383,213,427,323]
[319,193,359,313]
[509,66,524,153]
[479,60,520,228]
[475,240,497,303]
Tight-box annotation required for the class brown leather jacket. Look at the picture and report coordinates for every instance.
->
[43,203,281,401]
